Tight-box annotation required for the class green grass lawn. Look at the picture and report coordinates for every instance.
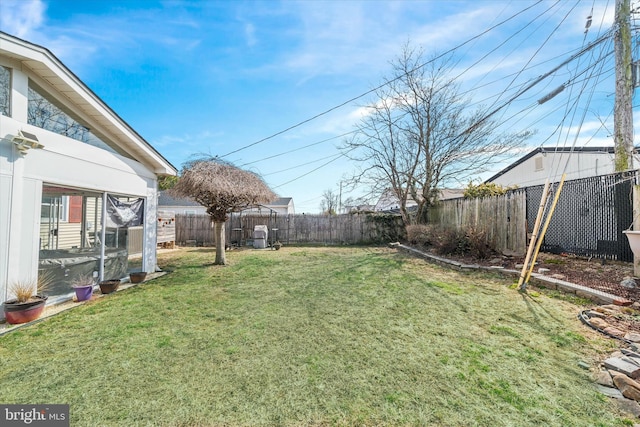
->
[0,247,628,426]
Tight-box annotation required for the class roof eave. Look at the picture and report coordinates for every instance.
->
[0,31,177,176]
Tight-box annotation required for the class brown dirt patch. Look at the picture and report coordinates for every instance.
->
[426,249,637,301]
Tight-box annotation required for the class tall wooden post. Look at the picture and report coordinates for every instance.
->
[615,0,634,172]
[615,0,639,276]
[635,184,640,276]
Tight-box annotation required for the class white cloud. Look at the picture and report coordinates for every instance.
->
[244,22,257,47]
[1,0,46,38]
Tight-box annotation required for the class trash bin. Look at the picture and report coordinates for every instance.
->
[253,225,268,249]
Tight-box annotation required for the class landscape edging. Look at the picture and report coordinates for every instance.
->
[391,243,631,306]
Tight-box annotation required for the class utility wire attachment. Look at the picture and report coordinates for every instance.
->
[584,14,593,34]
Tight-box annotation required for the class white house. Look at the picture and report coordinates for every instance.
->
[374,188,463,212]
[0,32,177,305]
[158,191,207,216]
[238,197,295,216]
[158,193,294,216]
[486,146,639,187]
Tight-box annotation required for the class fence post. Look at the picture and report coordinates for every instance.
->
[634,184,640,276]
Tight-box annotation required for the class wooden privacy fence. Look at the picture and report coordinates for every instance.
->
[174,213,405,246]
[430,190,528,255]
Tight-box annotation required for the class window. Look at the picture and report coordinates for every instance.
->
[0,65,10,116]
[41,195,69,223]
[27,81,126,155]
[534,156,543,171]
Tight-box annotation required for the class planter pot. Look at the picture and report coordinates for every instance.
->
[624,230,640,258]
[73,284,93,302]
[99,280,120,294]
[129,272,147,284]
[3,295,48,324]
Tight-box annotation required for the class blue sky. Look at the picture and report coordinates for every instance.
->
[1,0,632,213]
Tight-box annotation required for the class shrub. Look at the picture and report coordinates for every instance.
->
[432,227,469,256]
[465,227,495,259]
[463,182,516,199]
[428,226,496,259]
[406,224,433,246]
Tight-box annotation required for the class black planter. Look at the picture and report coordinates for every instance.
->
[99,280,120,294]
[129,272,147,284]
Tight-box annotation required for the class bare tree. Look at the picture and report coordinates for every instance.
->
[320,188,339,215]
[344,45,532,225]
[169,158,276,265]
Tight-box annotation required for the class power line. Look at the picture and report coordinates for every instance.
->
[239,130,356,167]
[272,151,351,189]
[219,0,546,159]
[269,2,618,193]
[262,152,344,176]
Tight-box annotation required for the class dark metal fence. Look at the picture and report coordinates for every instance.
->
[525,171,637,261]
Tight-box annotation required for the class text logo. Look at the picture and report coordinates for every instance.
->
[1,405,69,426]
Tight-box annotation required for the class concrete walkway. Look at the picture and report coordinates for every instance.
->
[0,271,167,336]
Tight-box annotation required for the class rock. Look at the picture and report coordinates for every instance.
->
[604,327,626,338]
[586,310,607,319]
[550,273,566,280]
[605,358,640,379]
[538,268,551,274]
[622,277,638,289]
[589,317,610,329]
[616,398,640,418]
[613,374,640,401]
[578,361,590,370]
[596,383,624,398]
[614,298,633,307]
[595,370,614,387]
[593,306,617,315]
[626,333,640,343]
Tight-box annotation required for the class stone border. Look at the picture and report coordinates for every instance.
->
[391,243,631,306]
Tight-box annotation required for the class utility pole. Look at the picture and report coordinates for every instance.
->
[614,0,634,172]
[615,0,639,277]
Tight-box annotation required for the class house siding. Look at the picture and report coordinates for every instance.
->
[0,33,175,306]
[489,151,619,187]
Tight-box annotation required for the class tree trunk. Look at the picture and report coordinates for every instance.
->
[214,221,226,265]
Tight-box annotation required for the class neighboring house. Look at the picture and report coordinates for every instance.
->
[158,191,207,216]
[374,188,463,212]
[158,193,295,216]
[342,204,376,214]
[485,146,639,187]
[0,32,177,304]
[241,197,295,216]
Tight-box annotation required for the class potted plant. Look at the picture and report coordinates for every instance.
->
[3,272,53,324]
[71,273,95,302]
[129,271,147,284]
[99,279,120,294]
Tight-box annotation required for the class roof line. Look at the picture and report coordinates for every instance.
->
[0,31,177,175]
[485,145,621,182]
